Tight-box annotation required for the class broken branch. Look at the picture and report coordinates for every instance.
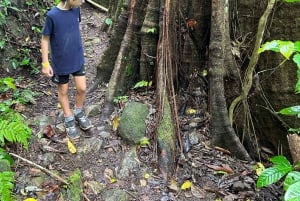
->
[9,152,69,185]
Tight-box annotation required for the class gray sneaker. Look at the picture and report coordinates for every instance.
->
[65,119,80,139]
[75,111,92,130]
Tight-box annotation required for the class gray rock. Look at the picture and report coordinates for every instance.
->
[78,137,103,154]
[117,147,140,179]
[104,189,129,201]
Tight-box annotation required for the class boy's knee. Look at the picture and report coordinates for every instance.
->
[76,87,86,95]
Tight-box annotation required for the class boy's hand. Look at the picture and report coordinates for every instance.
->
[42,65,54,77]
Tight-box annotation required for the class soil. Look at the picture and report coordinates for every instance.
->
[4,3,282,201]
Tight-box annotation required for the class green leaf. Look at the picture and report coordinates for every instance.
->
[279,106,300,116]
[293,54,300,68]
[147,28,157,34]
[284,0,300,2]
[0,148,14,165]
[285,182,300,201]
[139,137,150,146]
[2,77,16,90]
[270,155,292,167]
[258,40,281,53]
[257,159,292,189]
[294,41,300,52]
[296,68,300,94]
[284,171,300,191]
[279,41,294,59]
[134,80,149,89]
[0,171,15,201]
[257,166,288,188]
[105,18,112,26]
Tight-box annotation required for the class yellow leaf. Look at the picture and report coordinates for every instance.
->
[110,178,117,183]
[181,180,192,190]
[144,173,150,179]
[186,108,197,115]
[67,138,77,154]
[57,103,61,109]
[148,81,153,86]
[255,162,265,176]
[215,198,222,201]
[24,198,37,201]
[25,36,30,42]
[112,116,119,131]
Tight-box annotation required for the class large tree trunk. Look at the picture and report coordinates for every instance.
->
[209,0,250,160]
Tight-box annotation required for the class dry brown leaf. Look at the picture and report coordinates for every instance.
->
[168,177,179,192]
[140,179,147,186]
[214,146,231,155]
[206,164,234,174]
[104,168,114,180]
[43,125,55,138]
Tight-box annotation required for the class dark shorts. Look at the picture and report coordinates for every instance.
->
[52,66,86,84]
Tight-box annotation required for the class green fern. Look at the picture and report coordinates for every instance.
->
[0,109,31,149]
[0,171,15,201]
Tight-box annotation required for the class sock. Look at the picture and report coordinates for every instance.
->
[74,107,83,116]
[64,115,74,123]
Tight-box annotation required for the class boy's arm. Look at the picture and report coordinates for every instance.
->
[41,35,53,77]
[41,35,50,64]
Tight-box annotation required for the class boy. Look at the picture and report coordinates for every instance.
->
[41,0,92,139]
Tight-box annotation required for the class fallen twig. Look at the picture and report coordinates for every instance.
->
[9,152,69,185]
[82,192,91,201]
[85,0,108,12]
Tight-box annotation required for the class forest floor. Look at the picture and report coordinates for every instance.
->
[5,3,283,201]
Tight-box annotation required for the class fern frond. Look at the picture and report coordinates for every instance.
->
[0,112,31,149]
[0,171,15,201]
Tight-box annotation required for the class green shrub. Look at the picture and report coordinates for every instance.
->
[257,155,300,201]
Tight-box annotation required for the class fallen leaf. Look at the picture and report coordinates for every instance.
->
[144,173,150,179]
[104,168,114,181]
[110,178,117,184]
[168,177,179,192]
[112,115,119,131]
[254,162,265,176]
[43,125,55,138]
[25,35,30,42]
[186,108,197,115]
[67,138,77,154]
[181,180,192,190]
[140,179,147,186]
[23,198,37,201]
[206,164,234,174]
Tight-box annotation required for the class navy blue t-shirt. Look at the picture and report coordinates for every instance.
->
[42,7,85,75]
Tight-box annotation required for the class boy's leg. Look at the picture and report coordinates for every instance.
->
[58,83,72,117]
[55,76,80,139]
[73,75,86,109]
[73,75,92,130]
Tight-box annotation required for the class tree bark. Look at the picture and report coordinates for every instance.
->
[209,0,250,160]
[287,134,300,164]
